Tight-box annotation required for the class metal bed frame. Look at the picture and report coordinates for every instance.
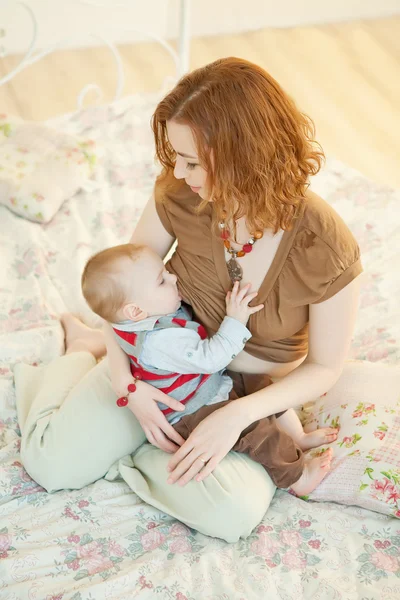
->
[0,0,191,108]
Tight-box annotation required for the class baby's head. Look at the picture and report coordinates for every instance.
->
[82,243,181,323]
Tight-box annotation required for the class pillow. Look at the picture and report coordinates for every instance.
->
[0,113,99,223]
[301,360,400,517]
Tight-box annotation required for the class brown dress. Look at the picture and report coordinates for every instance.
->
[155,183,363,487]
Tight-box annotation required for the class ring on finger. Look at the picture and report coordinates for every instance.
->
[198,457,208,464]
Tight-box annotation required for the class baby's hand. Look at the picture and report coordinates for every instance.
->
[225,281,264,326]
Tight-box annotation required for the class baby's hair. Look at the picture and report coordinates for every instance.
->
[81,243,146,322]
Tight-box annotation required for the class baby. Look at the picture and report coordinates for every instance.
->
[81,243,335,495]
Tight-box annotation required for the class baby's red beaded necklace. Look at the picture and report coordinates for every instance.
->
[218,211,263,283]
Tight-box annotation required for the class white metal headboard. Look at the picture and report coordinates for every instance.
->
[0,0,191,108]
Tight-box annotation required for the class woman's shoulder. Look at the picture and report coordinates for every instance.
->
[154,173,198,207]
[154,176,201,236]
[287,190,362,303]
[297,189,359,260]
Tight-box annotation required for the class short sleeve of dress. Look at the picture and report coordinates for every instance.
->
[307,224,362,305]
[287,197,363,305]
[314,246,362,303]
[154,193,174,237]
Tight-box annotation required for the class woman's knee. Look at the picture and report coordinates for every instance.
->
[21,438,94,492]
[17,357,147,492]
[206,453,276,542]
[131,446,275,543]
[21,407,147,492]
[22,419,146,492]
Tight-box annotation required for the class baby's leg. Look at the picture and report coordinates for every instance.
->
[234,416,334,495]
[276,409,338,451]
[289,449,333,497]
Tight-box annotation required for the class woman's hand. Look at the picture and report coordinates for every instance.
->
[128,381,186,453]
[167,403,245,485]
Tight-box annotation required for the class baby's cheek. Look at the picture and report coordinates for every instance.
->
[177,288,187,303]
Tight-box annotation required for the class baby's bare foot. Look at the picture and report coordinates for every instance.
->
[61,313,106,359]
[290,448,333,496]
[297,428,339,451]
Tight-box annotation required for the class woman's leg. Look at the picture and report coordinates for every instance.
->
[17,355,146,491]
[119,371,275,542]
[16,316,146,492]
[117,445,275,543]
[16,316,275,541]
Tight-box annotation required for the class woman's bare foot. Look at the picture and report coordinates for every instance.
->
[61,313,106,359]
[296,428,339,451]
[290,448,333,496]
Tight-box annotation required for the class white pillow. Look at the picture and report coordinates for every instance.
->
[302,360,400,518]
[0,114,99,223]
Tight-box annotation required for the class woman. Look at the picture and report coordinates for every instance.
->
[17,57,362,542]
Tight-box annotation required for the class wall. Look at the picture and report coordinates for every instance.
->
[1,0,399,55]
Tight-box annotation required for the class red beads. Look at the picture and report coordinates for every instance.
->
[219,213,263,275]
[116,377,139,407]
[116,396,129,407]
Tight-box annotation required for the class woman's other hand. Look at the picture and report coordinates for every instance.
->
[166,403,244,485]
[127,381,186,453]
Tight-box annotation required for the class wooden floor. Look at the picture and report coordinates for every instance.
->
[1,16,399,188]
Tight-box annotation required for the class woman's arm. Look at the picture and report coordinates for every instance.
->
[103,322,134,398]
[103,321,186,452]
[166,277,360,484]
[130,193,175,259]
[106,193,184,452]
[234,276,361,425]
[110,191,175,391]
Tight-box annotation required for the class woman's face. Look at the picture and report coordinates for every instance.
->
[166,120,209,200]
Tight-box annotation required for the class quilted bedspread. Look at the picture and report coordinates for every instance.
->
[1,94,400,600]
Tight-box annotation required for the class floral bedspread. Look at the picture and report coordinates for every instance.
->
[1,93,400,599]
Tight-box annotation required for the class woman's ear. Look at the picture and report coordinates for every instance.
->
[122,303,148,322]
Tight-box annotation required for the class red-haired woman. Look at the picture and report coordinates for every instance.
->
[18,58,362,542]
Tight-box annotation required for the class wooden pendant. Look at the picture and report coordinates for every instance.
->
[227,257,243,282]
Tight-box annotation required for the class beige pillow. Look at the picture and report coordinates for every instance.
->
[0,114,98,223]
[302,361,400,518]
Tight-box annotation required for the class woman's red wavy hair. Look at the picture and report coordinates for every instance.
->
[152,57,324,232]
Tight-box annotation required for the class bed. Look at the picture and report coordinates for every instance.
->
[1,5,400,600]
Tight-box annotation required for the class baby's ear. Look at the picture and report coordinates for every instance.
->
[122,303,148,322]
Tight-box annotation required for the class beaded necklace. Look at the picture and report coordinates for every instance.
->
[218,211,264,282]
